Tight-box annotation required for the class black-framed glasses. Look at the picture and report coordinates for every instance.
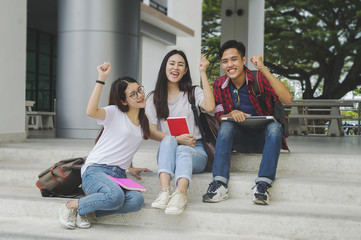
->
[127,86,145,99]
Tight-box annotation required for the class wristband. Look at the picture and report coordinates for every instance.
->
[96,80,105,85]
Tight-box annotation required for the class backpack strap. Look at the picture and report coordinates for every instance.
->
[251,70,266,115]
[188,86,206,140]
[251,70,261,98]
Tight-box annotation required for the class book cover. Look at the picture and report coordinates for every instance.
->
[166,116,190,136]
[108,176,146,192]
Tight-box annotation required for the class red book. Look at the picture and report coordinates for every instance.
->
[167,116,190,136]
[108,176,146,192]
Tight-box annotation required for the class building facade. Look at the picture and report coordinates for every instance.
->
[0,0,202,142]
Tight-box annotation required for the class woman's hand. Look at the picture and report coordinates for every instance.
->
[128,166,152,180]
[199,55,210,73]
[199,56,215,112]
[97,62,112,82]
[176,134,196,147]
[86,62,111,120]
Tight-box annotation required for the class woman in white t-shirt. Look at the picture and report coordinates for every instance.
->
[59,62,151,229]
[145,50,215,214]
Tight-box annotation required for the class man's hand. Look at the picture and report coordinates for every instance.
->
[250,56,265,71]
[128,166,152,180]
[230,110,251,122]
[250,56,293,104]
[176,134,196,147]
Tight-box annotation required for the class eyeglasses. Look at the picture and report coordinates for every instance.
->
[127,86,145,99]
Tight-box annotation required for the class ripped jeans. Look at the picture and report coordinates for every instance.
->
[78,164,144,218]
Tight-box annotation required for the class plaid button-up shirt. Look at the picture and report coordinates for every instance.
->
[213,66,288,150]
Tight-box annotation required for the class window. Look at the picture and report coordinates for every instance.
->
[26,29,57,112]
[142,0,168,15]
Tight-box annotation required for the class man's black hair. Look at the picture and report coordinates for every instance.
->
[218,40,246,60]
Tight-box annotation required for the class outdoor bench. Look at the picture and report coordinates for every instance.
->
[26,111,56,130]
[284,100,355,136]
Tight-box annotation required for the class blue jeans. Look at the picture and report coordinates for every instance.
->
[78,164,144,218]
[157,136,208,185]
[213,121,283,186]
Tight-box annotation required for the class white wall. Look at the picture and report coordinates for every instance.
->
[0,0,27,143]
[140,37,168,93]
[221,0,264,70]
[140,0,202,92]
[167,0,202,85]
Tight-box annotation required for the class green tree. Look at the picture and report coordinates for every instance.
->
[264,0,361,99]
[354,88,361,96]
[201,0,221,85]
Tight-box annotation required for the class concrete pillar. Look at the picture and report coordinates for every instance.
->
[57,0,140,138]
[221,0,265,70]
[0,0,27,143]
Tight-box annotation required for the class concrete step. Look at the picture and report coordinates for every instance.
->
[1,167,360,206]
[0,218,248,240]
[1,136,361,239]
[0,186,360,240]
[1,141,360,178]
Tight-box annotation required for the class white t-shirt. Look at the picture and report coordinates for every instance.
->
[145,86,204,140]
[81,105,143,176]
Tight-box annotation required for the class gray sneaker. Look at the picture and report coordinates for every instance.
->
[165,190,187,215]
[76,212,91,229]
[59,204,77,229]
[151,188,171,209]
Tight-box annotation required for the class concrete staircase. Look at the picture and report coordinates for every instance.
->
[0,136,360,240]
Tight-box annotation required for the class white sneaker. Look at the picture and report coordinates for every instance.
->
[252,182,270,205]
[151,188,171,209]
[202,181,229,203]
[59,204,77,229]
[76,212,91,229]
[165,190,187,215]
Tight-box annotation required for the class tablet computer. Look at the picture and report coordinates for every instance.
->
[221,116,276,127]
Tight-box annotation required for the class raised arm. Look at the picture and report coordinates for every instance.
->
[199,56,215,112]
[86,62,112,120]
[250,56,293,104]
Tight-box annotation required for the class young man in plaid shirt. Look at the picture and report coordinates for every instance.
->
[202,40,293,205]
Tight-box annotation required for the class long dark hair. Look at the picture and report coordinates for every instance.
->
[153,50,192,120]
[95,77,150,143]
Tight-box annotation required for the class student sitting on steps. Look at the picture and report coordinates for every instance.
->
[59,62,151,229]
[202,40,293,205]
[146,50,215,214]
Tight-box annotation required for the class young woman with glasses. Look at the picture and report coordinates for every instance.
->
[59,62,151,229]
[145,50,215,214]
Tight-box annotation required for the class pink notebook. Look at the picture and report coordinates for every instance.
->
[108,176,146,192]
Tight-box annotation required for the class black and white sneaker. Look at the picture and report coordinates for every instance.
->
[202,181,229,203]
[252,181,270,205]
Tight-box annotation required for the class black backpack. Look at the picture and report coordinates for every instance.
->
[188,86,220,172]
[251,70,289,138]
